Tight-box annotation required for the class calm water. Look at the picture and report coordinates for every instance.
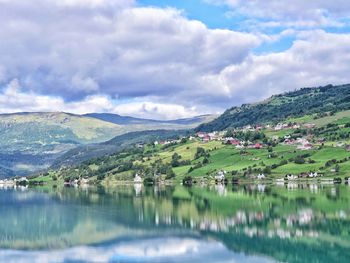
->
[0,183,350,263]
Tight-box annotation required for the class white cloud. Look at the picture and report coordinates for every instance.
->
[0,79,208,119]
[0,79,110,114]
[56,0,135,8]
[210,0,350,28]
[0,1,350,119]
[214,31,350,103]
[112,101,202,120]
[0,1,260,117]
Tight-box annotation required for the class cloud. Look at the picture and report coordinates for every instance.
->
[209,0,350,28]
[0,1,350,119]
[0,79,110,114]
[0,79,208,120]
[214,31,350,103]
[112,101,203,120]
[0,1,260,115]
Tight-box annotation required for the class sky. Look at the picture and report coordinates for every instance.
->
[1,0,350,119]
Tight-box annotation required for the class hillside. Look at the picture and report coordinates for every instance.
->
[37,102,350,184]
[10,83,350,179]
[197,84,350,132]
[84,113,215,126]
[0,112,213,176]
[51,129,190,168]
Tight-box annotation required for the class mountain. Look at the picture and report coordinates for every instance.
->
[37,83,350,184]
[0,112,214,176]
[197,84,350,132]
[0,166,14,179]
[84,113,215,126]
[45,105,350,184]
[51,129,190,168]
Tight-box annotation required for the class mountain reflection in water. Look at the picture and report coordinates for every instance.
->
[0,183,349,263]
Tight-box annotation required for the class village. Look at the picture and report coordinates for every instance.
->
[153,122,317,151]
[136,121,350,184]
[21,120,350,187]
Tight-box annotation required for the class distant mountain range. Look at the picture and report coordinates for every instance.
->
[84,113,215,126]
[0,112,216,177]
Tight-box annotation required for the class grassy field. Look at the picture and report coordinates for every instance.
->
[44,137,350,184]
[103,140,350,182]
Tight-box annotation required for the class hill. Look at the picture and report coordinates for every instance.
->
[41,113,350,184]
[34,83,350,184]
[51,129,190,168]
[84,113,215,126]
[0,112,213,176]
[0,166,14,179]
[197,84,350,132]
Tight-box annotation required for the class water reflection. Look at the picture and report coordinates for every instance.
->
[0,183,350,262]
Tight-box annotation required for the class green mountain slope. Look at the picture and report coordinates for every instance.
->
[197,84,350,132]
[0,112,214,176]
[38,83,350,183]
[44,122,350,184]
[51,129,190,168]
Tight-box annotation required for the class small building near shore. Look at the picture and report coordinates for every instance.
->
[215,171,226,182]
[134,174,143,183]
[256,173,265,180]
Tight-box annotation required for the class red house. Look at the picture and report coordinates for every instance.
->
[203,135,210,143]
[229,139,240,145]
[255,143,262,149]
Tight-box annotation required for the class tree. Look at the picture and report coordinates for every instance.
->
[335,164,340,173]
[294,156,305,164]
[166,168,176,179]
[224,130,234,138]
[195,147,206,159]
[202,157,209,164]
[171,153,182,167]
[263,166,271,174]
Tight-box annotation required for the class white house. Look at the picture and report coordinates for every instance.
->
[80,178,90,185]
[257,173,265,180]
[215,171,225,182]
[308,172,318,178]
[286,174,298,180]
[4,179,15,186]
[134,174,143,184]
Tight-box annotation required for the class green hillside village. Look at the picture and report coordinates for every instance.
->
[3,84,350,188]
[22,108,350,187]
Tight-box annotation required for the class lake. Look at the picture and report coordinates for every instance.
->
[0,183,349,263]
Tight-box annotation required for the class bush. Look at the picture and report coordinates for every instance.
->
[165,168,176,179]
[97,174,106,181]
[202,157,209,164]
[263,166,271,174]
[294,156,305,164]
[143,177,155,185]
[183,176,193,186]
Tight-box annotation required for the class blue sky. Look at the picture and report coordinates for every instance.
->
[138,0,293,54]
[138,0,236,29]
[0,0,350,119]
